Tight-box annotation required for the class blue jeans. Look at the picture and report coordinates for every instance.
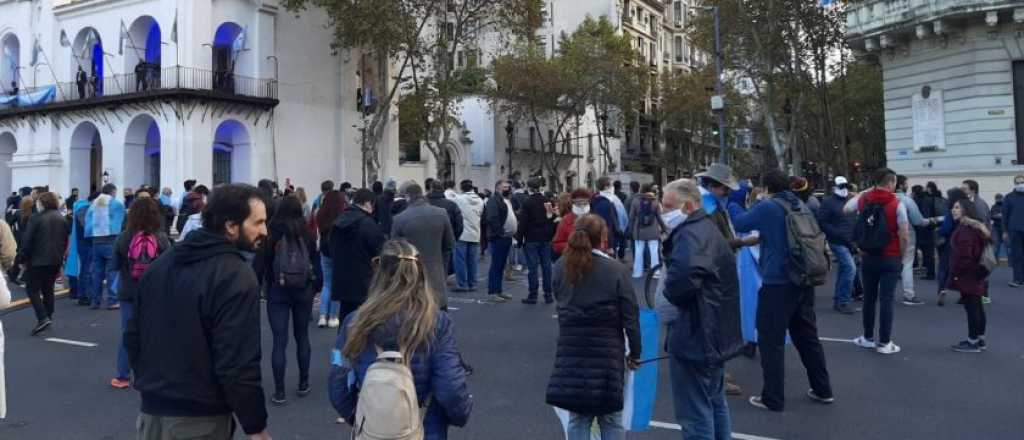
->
[488,237,513,294]
[567,411,624,440]
[319,256,338,318]
[632,240,661,278]
[454,241,480,289]
[523,241,553,298]
[829,243,855,308]
[77,240,93,300]
[670,357,731,440]
[116,300,134,380]
[90,241,119,307]
[1011,231,1024,283]
[861,256,900,344]
[993,225,1005,258]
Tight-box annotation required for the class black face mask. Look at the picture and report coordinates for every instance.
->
[501,190,512,198]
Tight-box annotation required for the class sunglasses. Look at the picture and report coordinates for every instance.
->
[836,183,850,190]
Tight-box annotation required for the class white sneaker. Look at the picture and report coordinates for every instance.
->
[317,315,327,328]
[328,317,340,328]
[876,341,901,355]
[852,336,876,349]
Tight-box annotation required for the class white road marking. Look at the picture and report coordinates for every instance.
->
[447,307,460,311]
[649,420,782,440]
[45,337,98,348]
[819,337,855,344]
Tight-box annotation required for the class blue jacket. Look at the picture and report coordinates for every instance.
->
[817,193,854,246]
[733,192,802,286]
[64,199,92,277]
[329,312,472,440]
[1002,191,1024,233]
[591,193,626,248]
[84,194,126,239]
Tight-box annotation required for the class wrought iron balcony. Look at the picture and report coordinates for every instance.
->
[0,65,279,120]
[846,0,1022,42]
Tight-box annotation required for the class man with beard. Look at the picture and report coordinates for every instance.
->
[126,184,272,440]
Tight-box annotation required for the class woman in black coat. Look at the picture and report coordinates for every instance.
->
[19,193,68,335]
[546,214,640,439]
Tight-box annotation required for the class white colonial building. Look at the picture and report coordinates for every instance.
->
[0,0,410,199]
[847,0,1024,201]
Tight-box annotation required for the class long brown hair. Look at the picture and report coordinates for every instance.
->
[343,239,438,362]
[125,197,162,234]
[563,214,607,286]
[18,196,33,224]
[316,190,347,239]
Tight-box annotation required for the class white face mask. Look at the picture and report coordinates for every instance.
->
[36,201,44,212]
[835,188,849,198]
[662,209,686,230]
[1015,183,1024,193]
[572,205,590,216]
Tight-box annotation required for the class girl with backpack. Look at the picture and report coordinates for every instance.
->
[628,183,667,279]
[110,197,172,389]
[547,214,640,440]
[946,199,991,353]
[329,239,472,440]
[263,195,322,406]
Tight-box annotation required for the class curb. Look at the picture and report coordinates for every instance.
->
[1,288,71,315]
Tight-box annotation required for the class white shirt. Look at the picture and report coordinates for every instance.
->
[503,198,518,236]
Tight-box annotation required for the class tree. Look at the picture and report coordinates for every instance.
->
[282,0,539,184]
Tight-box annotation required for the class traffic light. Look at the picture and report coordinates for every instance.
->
[711,123,720,137]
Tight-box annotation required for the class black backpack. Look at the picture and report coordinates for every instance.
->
[273,235,313,289]
[854,202,892,255]
[639,199,655,227]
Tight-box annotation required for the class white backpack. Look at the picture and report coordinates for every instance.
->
[352,348,429,440]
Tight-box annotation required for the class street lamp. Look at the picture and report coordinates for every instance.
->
[505,119,515,180]
[698,5,727,164]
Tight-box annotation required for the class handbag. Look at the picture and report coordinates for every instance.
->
[981,242,997,274]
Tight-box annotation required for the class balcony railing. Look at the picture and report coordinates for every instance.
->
[0,65,278,114]
[846,0,1016,38]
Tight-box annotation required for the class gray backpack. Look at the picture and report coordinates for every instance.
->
[771,199,829,287]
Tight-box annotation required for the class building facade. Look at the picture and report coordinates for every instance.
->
[0,0,408,200]
[847,0,1024,201]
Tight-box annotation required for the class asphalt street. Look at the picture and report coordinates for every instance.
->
[1,257,1022,440]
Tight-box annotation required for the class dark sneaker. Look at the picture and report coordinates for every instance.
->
[544,296,554,304]
[742,342,757,359]
[271,391,287,406]
[807,389,835,404]
[951,340,981,353]
[31,319,52,336]
[834,304,858,314]
[297,381,311,397]
[77,298,91,306]
[852,294,864,302]
[978,339,987,351]
[521,297,538,305]
[901,296,925,306]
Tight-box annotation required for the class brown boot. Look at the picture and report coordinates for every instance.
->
[724,372,742,396]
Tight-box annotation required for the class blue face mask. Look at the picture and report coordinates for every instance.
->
[702,192,719,215]
[662,209,687,230]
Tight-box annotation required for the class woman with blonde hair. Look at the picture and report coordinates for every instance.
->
[546,214,640,440]
[330,239,472,440]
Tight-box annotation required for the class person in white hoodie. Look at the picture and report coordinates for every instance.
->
[453,179,484,292]
[0,268,11,419]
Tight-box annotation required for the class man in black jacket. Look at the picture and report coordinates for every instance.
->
[330,189,386,323]
[662,178,742,438]
[516,177,555,304]
[817,176,858,314]
[427,180,464,244]
[485,180,516,302]
[126,184,272,440]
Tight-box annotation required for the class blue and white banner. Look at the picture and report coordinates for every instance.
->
[0,85,56,107]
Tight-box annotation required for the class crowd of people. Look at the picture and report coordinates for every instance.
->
[0,162,1014,440]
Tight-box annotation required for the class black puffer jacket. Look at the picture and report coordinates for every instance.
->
[329,207,386,305]
[817,193,854,247]
[663,209,743,366]
[19,209,68,267]
[546,254,640,416]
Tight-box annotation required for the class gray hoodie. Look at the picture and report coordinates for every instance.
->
[454,191,484,243]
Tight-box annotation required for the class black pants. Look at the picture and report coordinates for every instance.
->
[26,265,60,322]
[918,241,935,278]
[861,256,900,344]
[756,283,833,411]
[266,285,313,393]
[962,295,987,340]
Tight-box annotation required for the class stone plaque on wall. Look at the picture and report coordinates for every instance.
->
[913,88,945,152]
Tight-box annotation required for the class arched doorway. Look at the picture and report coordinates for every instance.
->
[125,114,160,189]
[212,119,251,185]
[1,34,19,95]
[212,22,243,93]
[72,28,104,97]
[70,122,103,194]
[0,132,16,198]
[125,16,161,91]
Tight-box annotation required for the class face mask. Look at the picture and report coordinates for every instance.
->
[1016,184,1024,193]
[572,205,590,216]
[835,188,849,198]
[36,201,43,212]
[501,190,512,198]
[662,209,686,230]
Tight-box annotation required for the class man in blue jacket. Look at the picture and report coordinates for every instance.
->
[591,177,627,255]
[662,178,743,439]
[817,176,858,314]
[733,170,833,412]
[1002,174,1024,287]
